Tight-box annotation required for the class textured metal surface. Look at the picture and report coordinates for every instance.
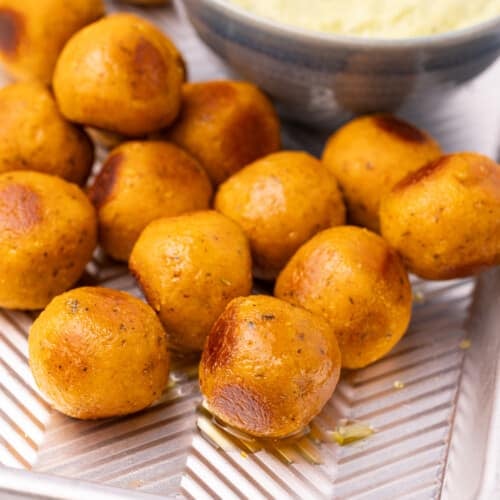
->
[1,1,500,499]
[181,277,478,500]
[3,263,499,499]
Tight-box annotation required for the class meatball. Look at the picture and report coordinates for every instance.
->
[88,141,212,262]
[322,114,441,231]
[380,152,500,280]
[53,13,184,137]
[0,0,104,83]
[199,295,341,438]
[29,287,169,419]
[275,226,412,369]
[215,151,346,279]
[165,81,281,185]
[0,171,96,310]
[0,82,93,184]
[129,211,252,352]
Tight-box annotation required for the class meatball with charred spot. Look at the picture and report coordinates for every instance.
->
[275,226,412,370]
[322,114,441,231]
[215,151,346,280]
[0,0,104,83]
[165,81,281,185]
[29,287,169,419]
[199,295,341,438]
[0,171,97,310]
[88,141,212,262]
[380,152,500,280]
[53,13,184,137]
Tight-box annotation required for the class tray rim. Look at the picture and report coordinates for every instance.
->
[441,268,500,500]
[0,465,168,499]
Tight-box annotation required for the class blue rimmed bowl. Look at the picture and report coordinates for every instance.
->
[183,0,500,128]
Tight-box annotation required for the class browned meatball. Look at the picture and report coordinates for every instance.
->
[88,141,212,261]
[0,0,104,83]
[129,211,253,352]
[0,171,97,310]
[165,81,281,185]
[380,152,500,279]
[53,13,184,137]
[215,151,346,279]
[275,226,412,369]
[29,287,169,419]
[322,114,441,231]
[0,81,93,184]
[199,295,341,438]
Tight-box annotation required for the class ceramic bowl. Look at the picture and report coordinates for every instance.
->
[183,0,500,128]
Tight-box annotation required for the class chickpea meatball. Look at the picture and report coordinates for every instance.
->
[53,13,184,137]
[215,151,346,279]
[129,211,252,352]
[88,141,212,262]
[29,287,169,419]
[0,0,104,83]
[165,81,281,185]
[275,226,412,369]
[322,114,441,231]
[380,152,500,280]
[199,295,341,438]
[0,171,97,310]
[0,82,93,184]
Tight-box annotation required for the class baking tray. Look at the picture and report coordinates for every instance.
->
[1,1,500,499]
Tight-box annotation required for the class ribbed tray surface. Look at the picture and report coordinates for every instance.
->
[0,254,478,499]
[1,2,500,499]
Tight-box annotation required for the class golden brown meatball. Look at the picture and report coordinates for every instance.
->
[275,226,412,369]
[380,152,500,280]
[53,13,184,137]
[322,114,441,231]
[165,81,281,185]
[0,171,97,310]
[0,82,94,184]
[215,151,346,280]
[29,287,169,419]
[199,295,341,438]
[88,141,212,262]
[0,0,104,83]
[129,211,252,352]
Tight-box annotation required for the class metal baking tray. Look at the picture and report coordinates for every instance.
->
[1,1,500,499]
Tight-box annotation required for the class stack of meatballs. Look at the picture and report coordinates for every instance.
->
[0,1,499,439]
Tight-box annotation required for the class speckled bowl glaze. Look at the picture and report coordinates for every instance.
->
[183,0,500,128]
